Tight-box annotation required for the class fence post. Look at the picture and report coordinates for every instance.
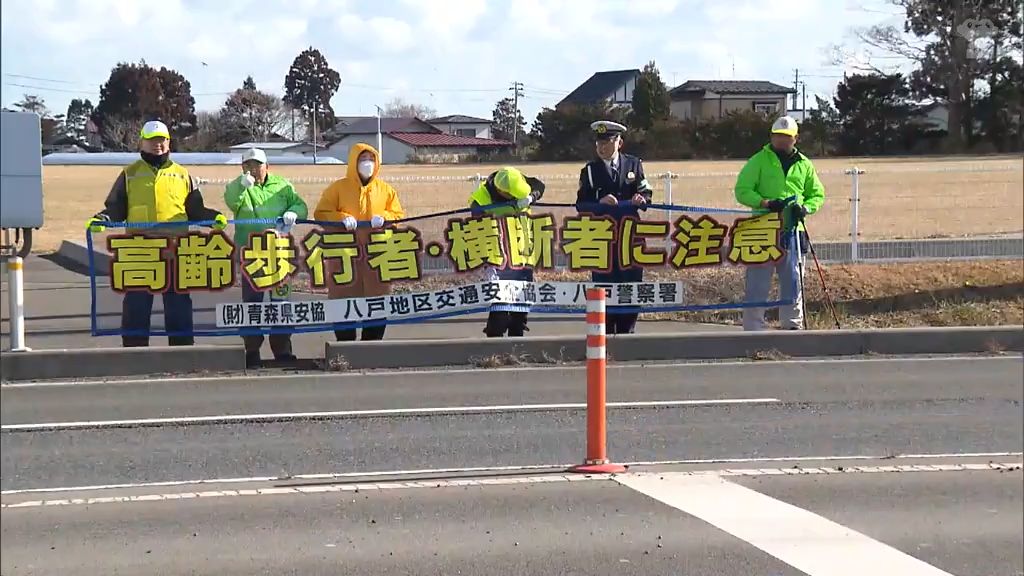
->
[662,171,676,245]
[570,288,626,475]
[845,167,865,262]
[6,255,31,352]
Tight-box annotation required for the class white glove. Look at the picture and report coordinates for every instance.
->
[281,211,298,226]
[342,216,358,231]
[370,215,385,228]
[238,173,256,188]
[516,196,532,209]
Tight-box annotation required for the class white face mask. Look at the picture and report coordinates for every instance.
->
[357,160,375,178]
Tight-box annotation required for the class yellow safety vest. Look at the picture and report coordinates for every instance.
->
[124,159,191,225]
[469,184,534,257]
[468,184,531,217]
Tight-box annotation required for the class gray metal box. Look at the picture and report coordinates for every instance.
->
[1,111,44,228]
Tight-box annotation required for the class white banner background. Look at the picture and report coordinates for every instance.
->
[216,281,686,328]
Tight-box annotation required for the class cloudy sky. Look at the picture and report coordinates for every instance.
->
[1,0,908,125]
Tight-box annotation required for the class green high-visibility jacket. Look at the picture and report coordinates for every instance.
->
[734,144,825,231]
[224,173,308,248]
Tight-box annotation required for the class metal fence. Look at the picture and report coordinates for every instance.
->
[199,160,1023,267]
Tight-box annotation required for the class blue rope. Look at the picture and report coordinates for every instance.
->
[92,199,763,230]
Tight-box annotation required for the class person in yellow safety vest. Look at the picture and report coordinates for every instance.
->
[469,167,546,337]
[87,120,227,348]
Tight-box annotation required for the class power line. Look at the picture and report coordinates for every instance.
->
[3,82,96,95]
[4,73,91,86]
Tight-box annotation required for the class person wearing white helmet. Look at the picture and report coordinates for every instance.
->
[87,119,227,347]
[225,147,308,367]
[733,115,826,331]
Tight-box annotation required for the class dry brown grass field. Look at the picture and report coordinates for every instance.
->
[38,154,1023,253]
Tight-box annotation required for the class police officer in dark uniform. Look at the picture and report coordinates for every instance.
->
[575,120,654,335]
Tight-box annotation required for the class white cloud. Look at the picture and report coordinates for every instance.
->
[2,0,914,122]
[336,15,414,54]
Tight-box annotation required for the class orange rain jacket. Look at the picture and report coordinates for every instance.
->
[313,143,406,300]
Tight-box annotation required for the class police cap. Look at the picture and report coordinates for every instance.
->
[591,120,627,140]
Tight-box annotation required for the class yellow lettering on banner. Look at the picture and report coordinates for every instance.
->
[621,219,669,267]
[561,216,615,271]
[109,235,169,292]
[303,231,358,288]
[671,215,728,268]
[243,231,297,289]
[506,214,556,269]
[176,232,234,290]
[445,216,505,272]
[367,228,423,282]
[728,212,784,264]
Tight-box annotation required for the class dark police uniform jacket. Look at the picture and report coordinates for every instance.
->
[575,153,653,282]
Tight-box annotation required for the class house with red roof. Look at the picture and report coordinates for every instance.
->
[324,116,513,164]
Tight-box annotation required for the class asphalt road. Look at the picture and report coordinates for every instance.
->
[1,465,1020,576]
[2,356,1022,491]
[2,355,1021,575]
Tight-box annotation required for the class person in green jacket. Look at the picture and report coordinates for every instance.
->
[224,147,308,367]
[733,116,825,331]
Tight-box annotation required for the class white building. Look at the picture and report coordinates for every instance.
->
[325,117,512,164]
[228,141,319,157]
[427,115,493,139]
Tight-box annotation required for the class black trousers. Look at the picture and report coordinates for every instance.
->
[484,311,528,337]
[334,324,387,342]
[121,289,194,347]
[241,282,293,358]
[592,267,643,335]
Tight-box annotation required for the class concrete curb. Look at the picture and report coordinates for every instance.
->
[57,239,110,275]
[0,345,246,381]
[324,326,1024,370]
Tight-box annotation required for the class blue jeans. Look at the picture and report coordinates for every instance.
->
[121,289,194,346]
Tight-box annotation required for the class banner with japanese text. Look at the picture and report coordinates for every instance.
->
[85,200,800,337]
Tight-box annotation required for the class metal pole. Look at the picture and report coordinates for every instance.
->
[375,105,383,163]
[664,171,674,244]
[845,167,864,262]
[6,255,31,352]
[570,288,626,475]
[312,101,318,165]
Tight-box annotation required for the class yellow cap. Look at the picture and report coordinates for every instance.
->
[494,167,531,200]
[140,120,170,139]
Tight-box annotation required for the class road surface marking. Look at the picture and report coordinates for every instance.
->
[3,462,1018,510]
[3,355,1017,387]
[3,452,1019,496]
[0,398,779,431]
[616,472,964,576]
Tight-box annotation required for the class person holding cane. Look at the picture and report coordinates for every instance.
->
[734,115,826,331]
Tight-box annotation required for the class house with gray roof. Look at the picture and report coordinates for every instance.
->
[427,115,493,138]
[556,69,641,110]
[668,80,796,120]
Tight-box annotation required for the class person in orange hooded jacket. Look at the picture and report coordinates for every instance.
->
[314,143,405,342]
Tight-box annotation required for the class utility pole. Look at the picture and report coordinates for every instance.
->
[312,101,318,165]
[509,81,524,145]
[801,82,807,122]
[375,104,383,163]
[793,69,800,111]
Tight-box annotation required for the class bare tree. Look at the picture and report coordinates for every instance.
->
[220,88,291,143]
[101,114,136,151]
[383,97,436,119]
